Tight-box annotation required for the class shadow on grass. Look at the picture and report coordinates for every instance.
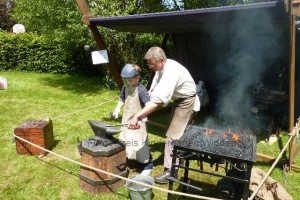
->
[168,178,220,200]
[39,74,115,94]
[33,153,79,177]
[147,122,167,140]
[34,153,129,198]
[149,141,165,167]
[101,116,122,125]
[52,139,60,149]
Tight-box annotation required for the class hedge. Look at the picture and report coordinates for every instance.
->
[0,31,96,74]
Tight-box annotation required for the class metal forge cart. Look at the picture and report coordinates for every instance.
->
[167,125,257,200]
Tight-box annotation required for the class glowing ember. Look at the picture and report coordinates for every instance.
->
[221,129,239,142]
[205,128,215,136]
[222,129,231,138]
[232,133,239,142]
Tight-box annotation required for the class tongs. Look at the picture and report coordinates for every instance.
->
[104,118,148,128]
[104,123,129,128]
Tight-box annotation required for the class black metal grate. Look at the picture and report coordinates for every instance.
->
[173,125,257,162]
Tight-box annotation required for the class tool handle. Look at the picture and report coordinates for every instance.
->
[136,117,148,126]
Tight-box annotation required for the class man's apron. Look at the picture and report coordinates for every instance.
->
[120,86,149,163]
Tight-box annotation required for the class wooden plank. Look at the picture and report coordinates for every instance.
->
[256,152,276,162]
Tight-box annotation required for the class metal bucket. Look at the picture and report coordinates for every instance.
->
[0,77,7,90]
[126,175,154,200]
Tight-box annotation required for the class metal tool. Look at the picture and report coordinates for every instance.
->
[104,117,148,128]
[104,123,129,128]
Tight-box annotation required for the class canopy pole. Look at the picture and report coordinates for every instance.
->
[75,0,123,90]
[88,25,123,90]
[288,0,296,171]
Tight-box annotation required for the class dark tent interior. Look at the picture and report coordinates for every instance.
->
[90,1,300,136]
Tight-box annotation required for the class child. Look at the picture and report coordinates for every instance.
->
[111,64,153,175]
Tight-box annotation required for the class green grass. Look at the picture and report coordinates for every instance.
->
[0,71,299,200]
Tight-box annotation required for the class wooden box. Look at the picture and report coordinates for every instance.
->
[14,120,54,155]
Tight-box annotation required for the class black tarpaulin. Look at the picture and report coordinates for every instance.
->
[89,1,286,33]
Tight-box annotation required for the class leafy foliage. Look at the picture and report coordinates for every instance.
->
[0,31,101,74]
[11,0,80,35]
[6,0,165,80]
[11,0,94,69]
[88,0,168,16]
[0,31,65,73]
[3,0,106,74]
[167,0,277,10]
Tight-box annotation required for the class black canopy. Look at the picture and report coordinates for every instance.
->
[90,1,286,33]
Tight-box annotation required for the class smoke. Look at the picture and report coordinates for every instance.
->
[208,8,285,128]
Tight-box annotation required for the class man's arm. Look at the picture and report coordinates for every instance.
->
[128,101,159,129]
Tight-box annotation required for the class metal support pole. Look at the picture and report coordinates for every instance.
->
[288,0,296,170]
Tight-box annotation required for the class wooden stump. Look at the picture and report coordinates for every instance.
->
[79,149,128,193]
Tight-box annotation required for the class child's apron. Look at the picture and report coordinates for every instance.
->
[120,86,149,163]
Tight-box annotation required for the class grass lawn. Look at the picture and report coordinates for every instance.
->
[0,71,299,200]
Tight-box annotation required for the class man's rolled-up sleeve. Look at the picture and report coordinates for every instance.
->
[150,73,177,107]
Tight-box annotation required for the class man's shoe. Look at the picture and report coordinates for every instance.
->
[154,169,178,184]
[154,170,170,184]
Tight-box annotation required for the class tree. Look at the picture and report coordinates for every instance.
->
[11,0,83,35]
[166,0,272,10]
[86,0,166,82]
[0,0,15,31]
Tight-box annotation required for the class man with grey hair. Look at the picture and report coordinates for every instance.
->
[128,46,200,184]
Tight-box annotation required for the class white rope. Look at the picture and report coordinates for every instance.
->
[13,134,223,200]
[51,98,118,120]
[248,131,296,200]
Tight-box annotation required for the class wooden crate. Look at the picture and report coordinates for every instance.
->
[14,120,54,155]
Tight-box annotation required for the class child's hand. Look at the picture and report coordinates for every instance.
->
[111,107,121,119]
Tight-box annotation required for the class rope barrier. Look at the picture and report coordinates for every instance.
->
[13,134,223,200]
[248,130,297,200]
[51,98,118,120]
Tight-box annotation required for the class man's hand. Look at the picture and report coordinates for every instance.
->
[127,101,159,129]
[128,116,140,129]
[128,117,148,129]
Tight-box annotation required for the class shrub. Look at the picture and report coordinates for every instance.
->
[0,30,100,74]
